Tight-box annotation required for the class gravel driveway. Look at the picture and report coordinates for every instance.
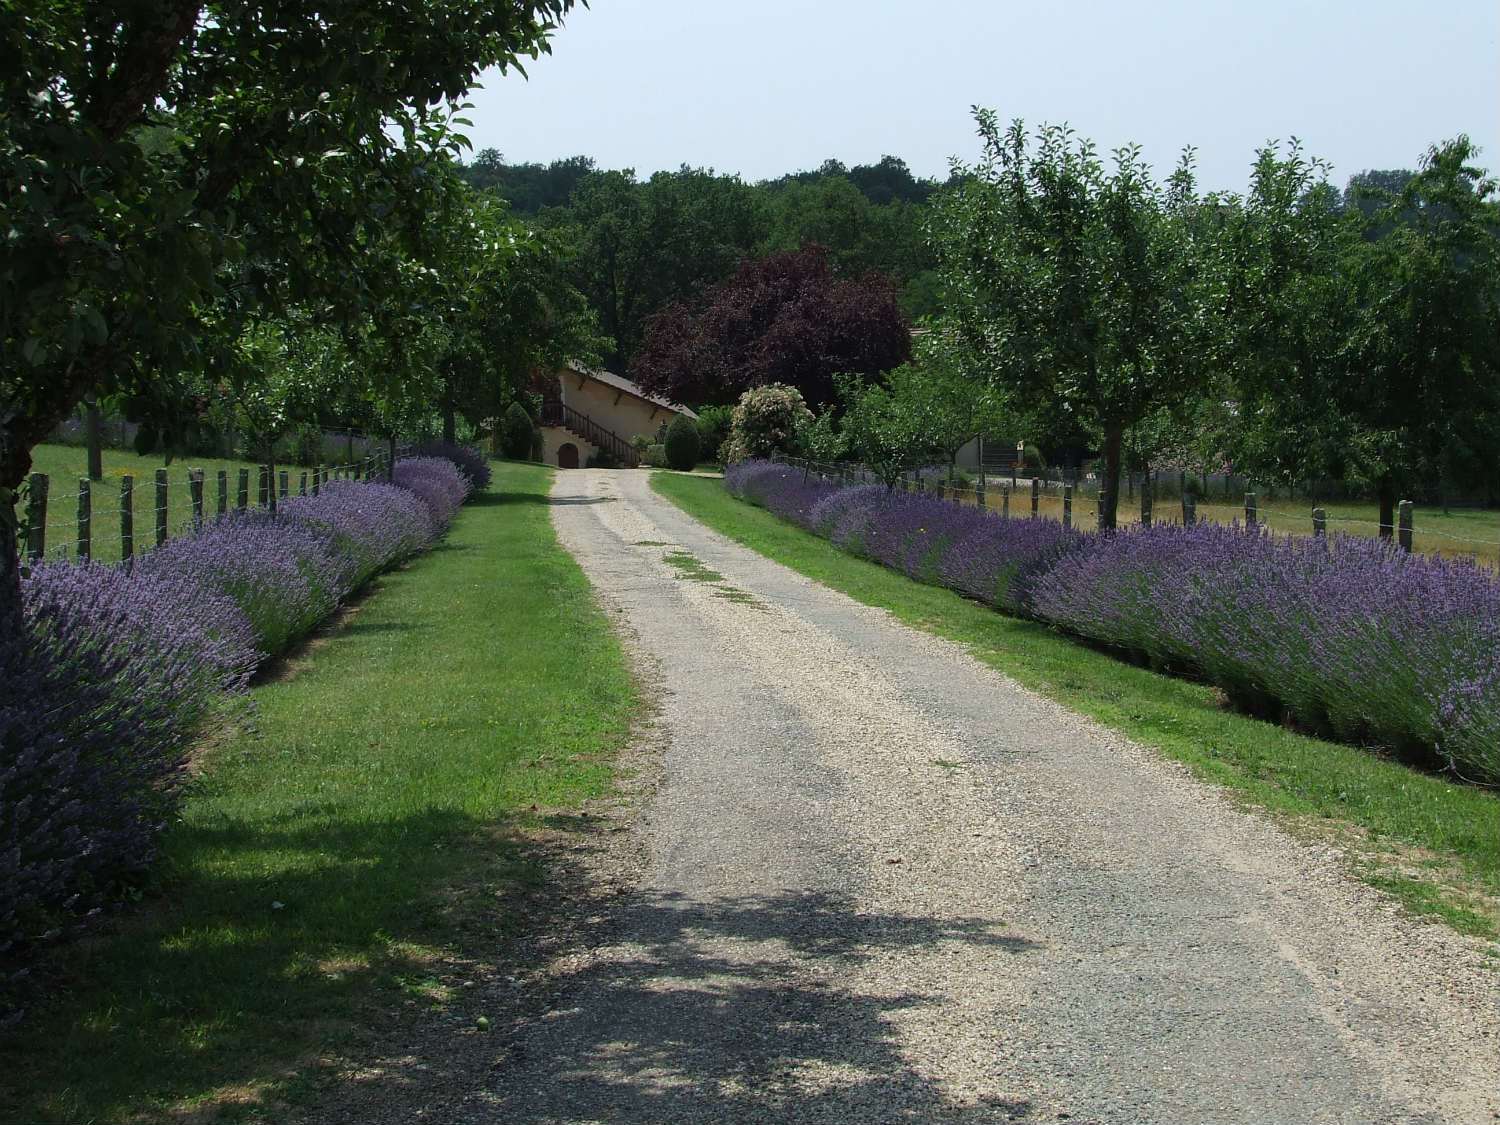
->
[472,469,1499,1124]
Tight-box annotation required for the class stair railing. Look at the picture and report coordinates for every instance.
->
[540,400,641,468]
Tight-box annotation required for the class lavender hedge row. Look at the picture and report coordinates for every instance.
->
[1,454,479,1009]
[407,440,492,491]
[726,460,1500,785]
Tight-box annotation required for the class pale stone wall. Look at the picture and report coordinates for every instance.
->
[558,373,678,444]
[540,426,597,468]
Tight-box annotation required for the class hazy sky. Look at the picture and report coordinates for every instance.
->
[465,0,1499,193]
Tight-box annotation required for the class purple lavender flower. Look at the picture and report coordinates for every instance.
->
[392,457,471,539]
[281,480,430,585]
[2,563,257,996]
[726,460,1500,783]
[136,509,354,654]
[407,441,492,491]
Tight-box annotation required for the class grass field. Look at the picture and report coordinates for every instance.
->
[652,472,1500,947]
[18,443,374,566]
[0,461,637,1123]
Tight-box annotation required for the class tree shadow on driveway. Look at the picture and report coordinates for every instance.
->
[476,886,1041,1122]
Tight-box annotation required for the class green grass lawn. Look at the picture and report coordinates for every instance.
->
[20,442,359,565]
[651,473,1500,944]
[0,461,637,1123]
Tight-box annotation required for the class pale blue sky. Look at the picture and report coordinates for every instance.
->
[465,0,1500,192]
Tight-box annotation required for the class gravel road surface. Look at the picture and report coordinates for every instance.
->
[471,469,1499,1124]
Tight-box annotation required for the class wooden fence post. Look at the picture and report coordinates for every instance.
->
[237,468,249,510]
[312,466,321,497]
[299,471,308,497]
[1096,485,1107,532]
[1182,492,1196,527]
[76,478,91,561]
[154,469,168,546]
[1312,507,1327,537]
[278,470,289,500]
[1141,474,1154,528]
[1398,500,1413,552]
[120,475,134,562]
[189,468,204,529]
[1063,485,1073,530]
[1001,484,1010,518]
[258,466,269,508]
[1030,477,1040,517]
[916,475,925,493]
[977,480,987,509]
[1244,491,1258,530]
[216,470,228,516]
[25,473,48,561]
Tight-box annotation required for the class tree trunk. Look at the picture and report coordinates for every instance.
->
[1377,476,1396,540]
[0,486,21,626]
[86,398,104,480]
[442,404,456,445]
[1099,423,1124,531]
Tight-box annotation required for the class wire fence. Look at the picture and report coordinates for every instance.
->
[16,448,411,570]
[773,456,1500,564]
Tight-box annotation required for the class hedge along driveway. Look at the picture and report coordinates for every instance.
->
[0,461,637,1124]
[650,472,1500,944]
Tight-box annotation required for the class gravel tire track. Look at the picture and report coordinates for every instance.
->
[469,469,1500,1124]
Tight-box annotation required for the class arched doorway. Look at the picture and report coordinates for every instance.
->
[557,442,580,469]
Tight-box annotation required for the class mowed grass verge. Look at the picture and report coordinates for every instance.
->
[651,473,1500,944]
[1,461,636,1123]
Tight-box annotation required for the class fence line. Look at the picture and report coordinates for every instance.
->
[16,448,406,568]
[769,455,1498,559]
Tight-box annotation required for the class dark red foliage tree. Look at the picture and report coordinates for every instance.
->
[630,245,911,409]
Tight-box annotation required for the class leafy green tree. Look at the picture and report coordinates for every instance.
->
[881,326,1010,480]
[427,188,604,443]
[1211,141,1357,494]
[549,167,769,368]
[459,151,597,212]
[694,404,734,462]
[931,113,1211,528]
[664,415,701,471]
[1344,137,1500,527]
[834,374,926,490]
[499,401,537,460]
[0,0,576,610]
[796,407,847,470]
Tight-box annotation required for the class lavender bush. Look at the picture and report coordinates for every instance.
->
[281,480,430,586]
[726,460,1500,783]
[393,456,471,538]
[2,565,256,1000]
[408,441,492,491]
[137,510,354,654]
[3,460,487,1010]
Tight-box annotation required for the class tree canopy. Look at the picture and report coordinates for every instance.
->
[630,245,911,410]
[930,112,1211,528]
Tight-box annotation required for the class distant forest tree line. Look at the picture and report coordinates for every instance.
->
[457,151,943,370]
